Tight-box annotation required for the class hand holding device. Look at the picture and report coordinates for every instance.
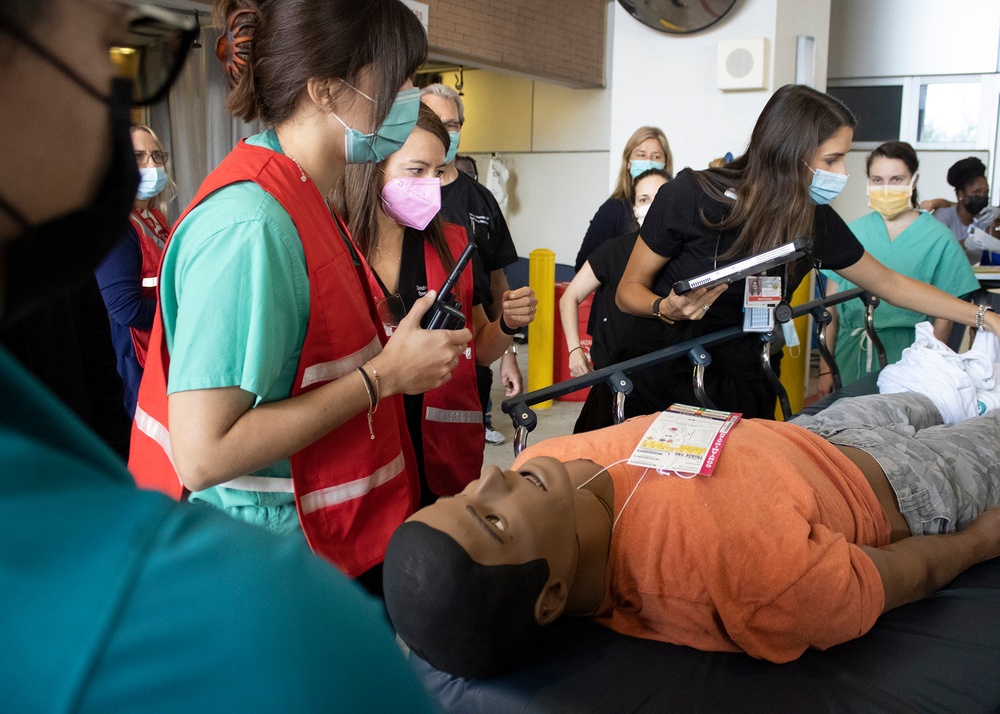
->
[421,239,477,330]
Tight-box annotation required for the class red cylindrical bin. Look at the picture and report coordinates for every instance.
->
[553,281,593,402]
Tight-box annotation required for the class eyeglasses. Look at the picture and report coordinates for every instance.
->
[107,1,200,105]
[0,1,198,106]
[135,150,169,165]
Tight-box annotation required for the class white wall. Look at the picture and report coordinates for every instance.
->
[449,0,834,265]
[607,0,780,184]
[829,0,1000,79]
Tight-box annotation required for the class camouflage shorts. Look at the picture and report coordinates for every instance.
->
[790,393,1000,535]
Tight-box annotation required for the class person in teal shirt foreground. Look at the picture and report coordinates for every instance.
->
[820,142,980,395]
[0,0,433,710]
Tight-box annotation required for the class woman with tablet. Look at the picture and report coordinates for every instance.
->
[615,84,1000,423]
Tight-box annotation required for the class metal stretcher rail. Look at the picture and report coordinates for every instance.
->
[502,288,887,455]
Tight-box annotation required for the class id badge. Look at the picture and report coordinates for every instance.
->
[744,275,782,308]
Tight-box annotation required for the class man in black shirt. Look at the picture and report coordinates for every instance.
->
[421,83,523,445]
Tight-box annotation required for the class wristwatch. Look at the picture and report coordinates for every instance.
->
[653,296,676,325]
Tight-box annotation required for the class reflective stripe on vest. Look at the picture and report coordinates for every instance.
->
[300,336,381,389]
[218,475,295,493]
[299,452,405,515]
[425,406,483,424]
[134,404,175,467]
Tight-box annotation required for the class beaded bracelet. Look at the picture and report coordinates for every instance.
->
[976,304,993,331]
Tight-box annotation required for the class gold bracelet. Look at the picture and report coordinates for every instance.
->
[367,362,380,412]
[357,367,376,440]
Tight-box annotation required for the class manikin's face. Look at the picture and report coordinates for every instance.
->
[409,456,580,581]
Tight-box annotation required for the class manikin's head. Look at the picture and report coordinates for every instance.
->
[383,457,583,678]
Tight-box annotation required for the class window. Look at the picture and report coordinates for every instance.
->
[827,85,903,142]
[917,82,981,144]
[828,76,989,150]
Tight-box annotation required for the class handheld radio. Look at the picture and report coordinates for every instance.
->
[421,239,477,330]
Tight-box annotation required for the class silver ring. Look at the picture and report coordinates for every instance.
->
[702,304,711,312]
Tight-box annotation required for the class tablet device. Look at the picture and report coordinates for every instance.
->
[672,238,812,295]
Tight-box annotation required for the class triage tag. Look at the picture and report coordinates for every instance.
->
[745,275,782,307]
[627,404,741,476]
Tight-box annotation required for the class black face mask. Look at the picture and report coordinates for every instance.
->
[0,79,139,326]
[964,195,990,218]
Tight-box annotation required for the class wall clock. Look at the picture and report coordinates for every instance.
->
[618,0,740,34]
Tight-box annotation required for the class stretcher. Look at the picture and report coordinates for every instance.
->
[502,288,886,455]
[407,290,1000,713]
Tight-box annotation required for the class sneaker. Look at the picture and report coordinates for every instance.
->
[484,426,506,445]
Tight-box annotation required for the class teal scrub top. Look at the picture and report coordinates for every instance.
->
[823,211,981,383]
[159,130,307,528]
[0,346,434,712]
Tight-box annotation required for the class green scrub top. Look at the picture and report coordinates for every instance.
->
[159,130,307,529]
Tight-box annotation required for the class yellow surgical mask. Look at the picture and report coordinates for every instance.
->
[867,174,916,219]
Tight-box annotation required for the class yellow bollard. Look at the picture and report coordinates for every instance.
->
[527,249,556,409]
[776,275,813,419]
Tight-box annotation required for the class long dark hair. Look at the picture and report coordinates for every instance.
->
[866,141,919,207]
[344,103,455,274]
[693,84,856,259]
[213,0,427,126]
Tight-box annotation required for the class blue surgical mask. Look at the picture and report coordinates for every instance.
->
[629,159,665,179]
[806,164,849,205]
[445,131,461,164]
[332,84,420,164]
[136,166,168,200]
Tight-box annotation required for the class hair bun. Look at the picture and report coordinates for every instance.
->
[216,8,255,88]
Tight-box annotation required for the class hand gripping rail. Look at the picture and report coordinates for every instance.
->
[502,288,885,456]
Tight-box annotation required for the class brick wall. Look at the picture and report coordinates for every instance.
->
[425,0,607,88]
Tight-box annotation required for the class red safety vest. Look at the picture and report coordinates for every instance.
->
[417,224,485,495]
[126,207,168,367]
[129,140,419,576]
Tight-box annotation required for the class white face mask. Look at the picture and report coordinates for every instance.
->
[635,204,651,226]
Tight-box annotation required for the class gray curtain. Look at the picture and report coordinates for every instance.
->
[148,26,264,223]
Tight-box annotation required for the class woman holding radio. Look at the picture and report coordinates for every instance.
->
[614,84,1000,425]
[129,0,470,592]
[343,104,536,505]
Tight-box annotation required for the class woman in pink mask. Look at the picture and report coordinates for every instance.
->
[344,104,537,506]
